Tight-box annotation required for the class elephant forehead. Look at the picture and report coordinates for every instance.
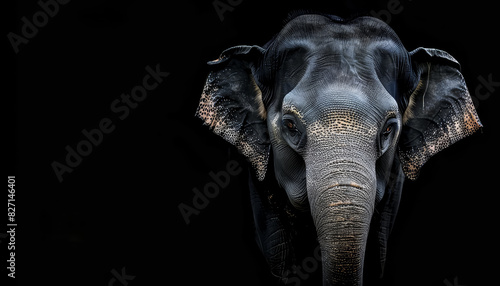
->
[291,87,381,136]
[306,92,379,142]
[307,107,378,140]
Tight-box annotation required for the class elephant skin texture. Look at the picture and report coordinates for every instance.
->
[196,12,481,286]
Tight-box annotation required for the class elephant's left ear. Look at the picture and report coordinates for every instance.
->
[196,45,270,181]
[399,48,482,180]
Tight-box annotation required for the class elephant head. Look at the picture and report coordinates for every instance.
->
[196,13,481,285]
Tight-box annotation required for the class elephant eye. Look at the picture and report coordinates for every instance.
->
[283,118,299,136]
[284,119,296,131]
[382,125,393,137]
[379,117,400,157]
[282,115,306,149]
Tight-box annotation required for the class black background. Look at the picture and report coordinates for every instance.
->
[7,0,499,285]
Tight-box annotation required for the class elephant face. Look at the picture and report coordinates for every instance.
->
[262,15,407,212]
[197,13,481,285]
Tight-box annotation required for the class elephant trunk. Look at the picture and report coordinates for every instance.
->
[307,160,376,286]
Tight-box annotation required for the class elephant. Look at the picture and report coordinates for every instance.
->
[196,12,481,285]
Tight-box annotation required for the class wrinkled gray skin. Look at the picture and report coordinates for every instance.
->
[197,13,481,285]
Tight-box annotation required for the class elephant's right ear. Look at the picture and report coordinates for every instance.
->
[196,45,270,181]
[398,48,482,180]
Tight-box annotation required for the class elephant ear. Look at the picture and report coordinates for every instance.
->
[196,45,270,181]
[398,48,482,180]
